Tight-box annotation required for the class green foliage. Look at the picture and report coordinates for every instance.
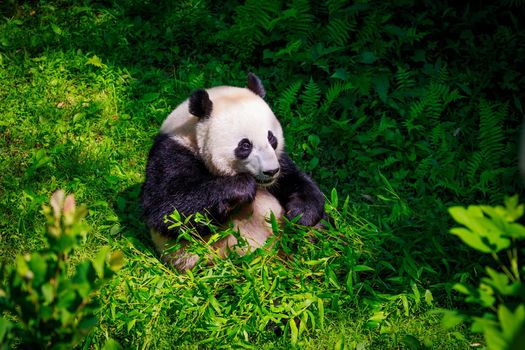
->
[444,195,525,350]
[0,0,523,348]
[0,190,123,349]
[104,210,366,347]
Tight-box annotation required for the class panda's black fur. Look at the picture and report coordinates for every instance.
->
[140,133,325,237]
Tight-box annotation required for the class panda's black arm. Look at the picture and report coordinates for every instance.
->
[268,153,325,226]
[140,134,256,236]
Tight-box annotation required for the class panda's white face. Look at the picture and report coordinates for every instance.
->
[195,88,284,186]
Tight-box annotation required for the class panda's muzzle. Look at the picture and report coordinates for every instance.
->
[263,168,279,177]
[256,167,280,186]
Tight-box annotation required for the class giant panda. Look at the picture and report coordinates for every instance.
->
[140,73,325,270]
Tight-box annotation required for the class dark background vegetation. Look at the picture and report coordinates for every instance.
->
[0,0,524,348]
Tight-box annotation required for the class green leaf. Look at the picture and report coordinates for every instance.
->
[269,212,279,234]
[86,55,104,68]
[441,310,466,329]
[452,283,471,295]
[73,261,93,298]
[424,289,433,305]
[16,255,33,281]
[483,267,512,295]
[27,254,47,286]
[360,51,377,64]
[450,227,493,253]
[0,318,13,343]
[108,251,124,272]
[78,316,99,333]
[331,68,349,81]
[102,339,123,350]
[498,305,517,339]
[353,265,374,272]
[93,246,110,278]
[345,271,353,293]
[50,23,62,35]
[127,319,137,332]
[402,334,422,350]
[141,92,160,103]
[484,325,507,350]
[504,195,523,221]
[507,223,525,239]
[289,318,298,345]
[448,206,483,229]
[317,298,324,329]
[326,266,340,289]
[334,335,344,350]
[41,283,54,304]
[373,74,390,103]
[401,294,409,316]
[331,188,338,208]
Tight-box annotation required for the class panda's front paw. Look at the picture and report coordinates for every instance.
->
[229,173,257,204]
[285,195,324,227]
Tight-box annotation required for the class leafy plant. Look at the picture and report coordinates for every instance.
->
[97,193,375,347]
[444,195,525,350]
[0,190,123,349]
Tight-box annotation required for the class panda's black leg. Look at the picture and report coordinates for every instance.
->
[268,153,325,227]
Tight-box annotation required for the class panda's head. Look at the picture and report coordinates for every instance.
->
[189,73,284,186]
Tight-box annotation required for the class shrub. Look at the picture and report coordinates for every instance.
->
[0,190,123,349]
[444,195,525,350]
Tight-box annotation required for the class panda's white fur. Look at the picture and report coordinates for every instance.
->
[161,86,284,177]
[154,86,285,270]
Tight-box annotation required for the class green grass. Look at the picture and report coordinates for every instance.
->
[1,0,523,348]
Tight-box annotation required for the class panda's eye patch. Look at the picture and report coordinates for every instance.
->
[235,138,252,159]
[268,131,278,149]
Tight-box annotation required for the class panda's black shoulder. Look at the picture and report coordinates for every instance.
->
[144,133,208,183]
[147,133,188,159]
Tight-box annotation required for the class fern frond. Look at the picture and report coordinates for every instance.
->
[381,155,399,169]
[478,99,505,168]
[467,100,507,189]
[285,0,315,39]
[415,156,433,179]
[278,80,302,117]
[234,0,276,39]
[425,83,447,120]
[407,83,448,124]
[408,100,426,120]
[443,89,463,105]
[406,27,428,44]
[395,67,415,90]
[437,64,449,84]
[319,82,352,114]
[188,72,205,90]
[467,152,484,183]
[301,79,321,115]
[431,123,446,148]
[326,18,352,46]
[356,14,380,43]
[326,0,349,14]
[223,0,280,56]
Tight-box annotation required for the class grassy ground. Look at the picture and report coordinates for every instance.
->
[1,1,523,349]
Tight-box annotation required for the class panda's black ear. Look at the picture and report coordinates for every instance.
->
[247,73,266,98]
[189,89,213,119]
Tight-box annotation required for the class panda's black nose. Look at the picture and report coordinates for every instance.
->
[263,168,280,177]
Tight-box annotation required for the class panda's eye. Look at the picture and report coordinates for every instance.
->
[235,138,252,159]
[268,131,278,149]
[239,139,252,150]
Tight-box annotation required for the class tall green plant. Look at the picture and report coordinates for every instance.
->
[0,190,123,349]
[444,195,525,350]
